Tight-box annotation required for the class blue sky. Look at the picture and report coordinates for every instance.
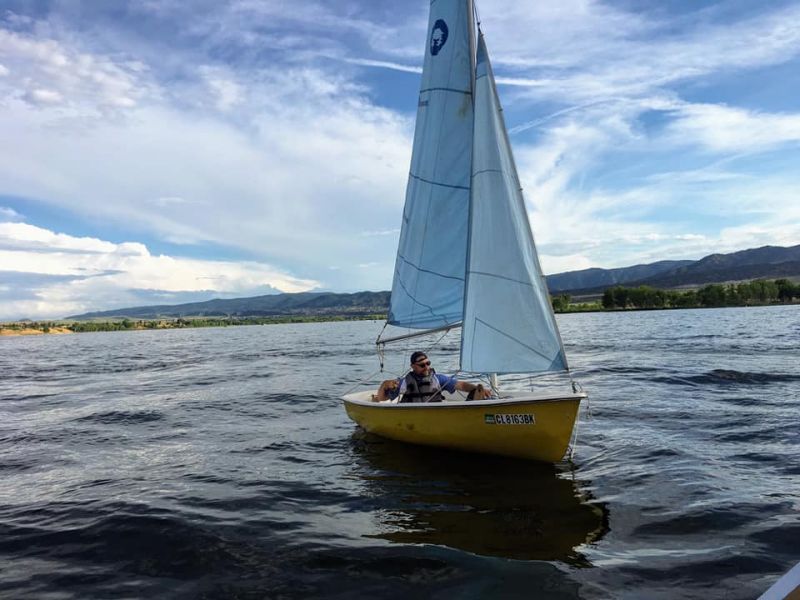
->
[1,0,799,319]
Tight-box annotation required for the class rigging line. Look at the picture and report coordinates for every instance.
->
[419,86,472,96]
[377,328,456,398]
[375,322,389,371]
[408,172,470,191]
[471,167,505,177]
[568,396,585,461]
[392,271,453,326]
[377,343,386,372]
[370,325,450,400]
[471,167,523,194]
[395,250,466,282]
[391,253,463,327]
[467,270,537,289]
[424,327,452,358]
[471,316,562,365]
[375,321,389,345]
[341,368,387,397]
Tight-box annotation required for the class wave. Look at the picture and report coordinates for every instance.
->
[587,366,661,375]
[632,506,755,536]
[647,369,800,387]
[690,369,800,385]
[0,502,262,580]
[73,410,165,425]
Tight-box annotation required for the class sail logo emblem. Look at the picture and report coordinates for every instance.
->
[430,19,449,55]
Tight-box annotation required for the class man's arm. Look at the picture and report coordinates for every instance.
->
[454,380,490,399]
[454,380,478,393]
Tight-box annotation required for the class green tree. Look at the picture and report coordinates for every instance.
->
[602,288,616,309]
[776,279,799,302]
[697,284,726,307]
[551,294,571,312]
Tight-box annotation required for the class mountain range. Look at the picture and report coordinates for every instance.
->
[551,244,800,295]
[69,244,800,319]
[69,291,390,320]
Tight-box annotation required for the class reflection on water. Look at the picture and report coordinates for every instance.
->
[349,431,609,565]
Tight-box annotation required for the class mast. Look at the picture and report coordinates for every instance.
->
[459,0,478,371]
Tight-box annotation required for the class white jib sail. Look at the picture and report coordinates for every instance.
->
[460,34,568,375]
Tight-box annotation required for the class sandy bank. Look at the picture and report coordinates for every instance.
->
[0,327,74,337]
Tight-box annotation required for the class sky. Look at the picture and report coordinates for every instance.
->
[1,0,799,320]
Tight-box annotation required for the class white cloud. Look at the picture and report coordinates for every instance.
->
[22,87,63,105]
[0,222,319,319]
[475,1,800,104]
[0,28,145,113]
[0,59,412,290]
[539,253,593,275]
[360,228,400,237]
[510,90,800,270]
[664,103,800,153]
[0,221,123,254]
[342,58,421,75]
[197,65,243,112]
[146,196,202,207]
[526,150,800,270]
[0,206,21,220]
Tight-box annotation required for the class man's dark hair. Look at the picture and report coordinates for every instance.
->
[410,351,427,364]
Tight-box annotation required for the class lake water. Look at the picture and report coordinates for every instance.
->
[1,306,799,599]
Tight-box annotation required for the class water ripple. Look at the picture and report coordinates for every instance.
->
[0,309,798,599]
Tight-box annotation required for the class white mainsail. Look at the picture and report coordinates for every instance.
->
[386,1,567,376]
[460,34,567,374]
[388,0,476,330]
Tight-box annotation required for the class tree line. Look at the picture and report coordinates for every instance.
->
[600,279,799,310]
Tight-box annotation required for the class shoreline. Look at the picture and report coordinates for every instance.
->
[0,315,385,337]
[554,300,800,315]
[1,302,798,337]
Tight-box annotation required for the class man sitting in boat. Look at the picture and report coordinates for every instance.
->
[373,351,492,403]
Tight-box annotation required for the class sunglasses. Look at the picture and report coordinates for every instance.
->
[413,360,431,367]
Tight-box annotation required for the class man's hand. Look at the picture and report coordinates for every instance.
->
[474,383,491,400]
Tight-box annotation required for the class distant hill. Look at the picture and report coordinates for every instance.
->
[66,244,800,319]
[545,260,693,293]
[637,245,800,288]
[547,245,800,295]
[550,244,800,295]
[68,291,391,320]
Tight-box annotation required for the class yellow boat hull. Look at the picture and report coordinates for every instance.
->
[342,391,585,463]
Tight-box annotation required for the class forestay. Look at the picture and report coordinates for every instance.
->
[388,0,476,329]
[459,35,568,374]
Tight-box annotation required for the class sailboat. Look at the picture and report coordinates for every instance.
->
[342,0,586,463]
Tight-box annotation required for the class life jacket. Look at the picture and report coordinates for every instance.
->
[400,370,444,403]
